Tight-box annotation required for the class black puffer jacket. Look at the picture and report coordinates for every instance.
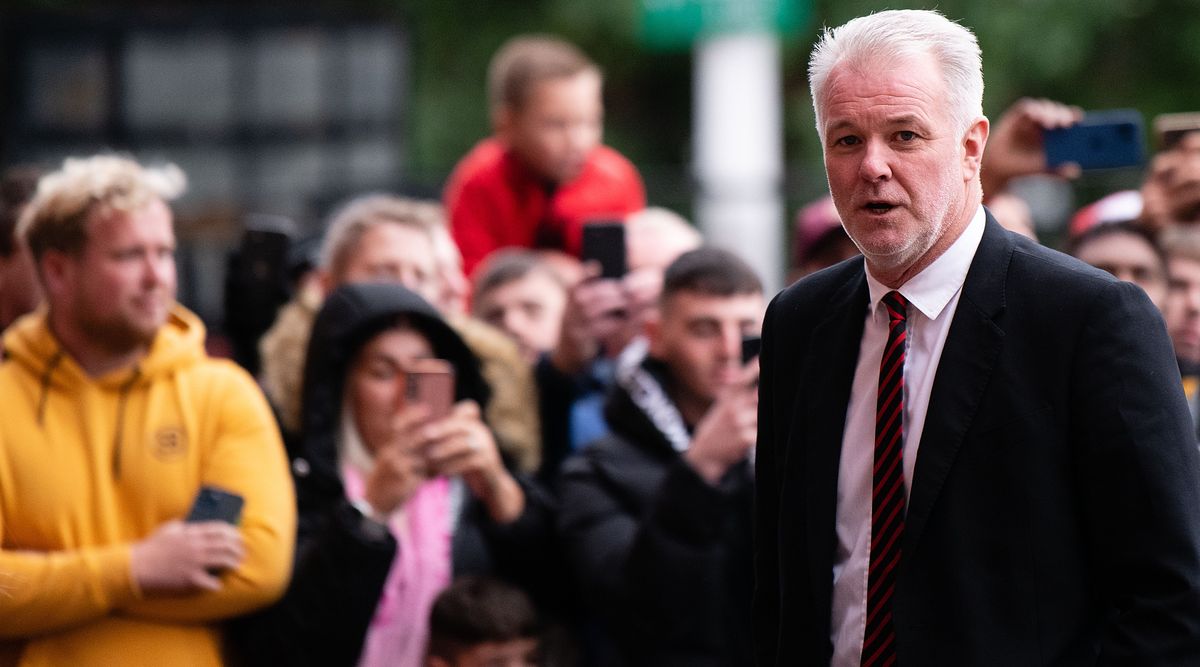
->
[228,282,557,666]
[557,353,755,667]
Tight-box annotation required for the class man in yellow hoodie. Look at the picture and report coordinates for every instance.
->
[0,155,296,666]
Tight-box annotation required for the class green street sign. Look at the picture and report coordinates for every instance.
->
[640,0,809,50]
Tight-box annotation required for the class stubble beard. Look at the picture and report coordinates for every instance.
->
[851,174,959,281]
[81,294,168,357]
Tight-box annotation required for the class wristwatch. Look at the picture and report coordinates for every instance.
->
[349,498,390,541]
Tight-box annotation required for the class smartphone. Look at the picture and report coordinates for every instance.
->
[405,358,455,420]
[186,485,245,525]
[1154,112,1200,150]
[581,220,627,279]
[741,335,762,365]
[1043,109,1145,170]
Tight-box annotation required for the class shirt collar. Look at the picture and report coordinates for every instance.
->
[865,204,986,321]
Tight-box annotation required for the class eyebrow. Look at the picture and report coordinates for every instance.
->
[825,113,931,134]
[886,113,931,129]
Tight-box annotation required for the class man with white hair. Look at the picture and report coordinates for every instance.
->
[0,155,295,665]
[755,10,1200,665]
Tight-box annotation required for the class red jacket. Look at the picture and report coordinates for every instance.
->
[444,138,646,277]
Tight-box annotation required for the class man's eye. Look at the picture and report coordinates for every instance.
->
[897,131,917,141]
[835,135,860,147]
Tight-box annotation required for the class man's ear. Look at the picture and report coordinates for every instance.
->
[644,307,664,357]
[38,249,71,300]
[492,104,514,142]
[962,116,990,181]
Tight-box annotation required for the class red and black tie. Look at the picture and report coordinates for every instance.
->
[863,290,908,667]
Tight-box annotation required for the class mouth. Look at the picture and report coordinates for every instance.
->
[863,200,899,215]
[715,367,741,385]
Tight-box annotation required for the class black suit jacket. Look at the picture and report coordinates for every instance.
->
[755,214,1200,666]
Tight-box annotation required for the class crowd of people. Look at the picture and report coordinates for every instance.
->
[3,13,1200,666]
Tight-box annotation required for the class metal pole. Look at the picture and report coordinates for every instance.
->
[693,31,785,294]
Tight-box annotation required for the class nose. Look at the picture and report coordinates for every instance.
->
[501,308,526,338]
[722,326,742,364]
[859,138,892,182]
[1188,285,1200,315]
[568,119,599,154]
[144,251,172,287]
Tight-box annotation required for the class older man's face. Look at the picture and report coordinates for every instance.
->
[820,52,981,278]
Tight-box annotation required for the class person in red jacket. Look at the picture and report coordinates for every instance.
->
[444,35,646,277]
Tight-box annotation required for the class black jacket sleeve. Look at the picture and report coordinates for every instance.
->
[535,354,597,485]
[1072,280,1200,664]
[226,499,396,667]
[559,442,752,663]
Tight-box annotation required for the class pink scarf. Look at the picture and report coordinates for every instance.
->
[342,466,453,667]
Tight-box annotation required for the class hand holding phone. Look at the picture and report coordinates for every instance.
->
[1043,109,1145,170]
[182,485,245,578]
[581,220,627,279]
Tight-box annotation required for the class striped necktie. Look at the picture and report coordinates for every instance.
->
[862,290,908,667]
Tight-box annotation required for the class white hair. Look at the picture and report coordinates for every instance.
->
[318,193,442,280]
[808,9,984,142]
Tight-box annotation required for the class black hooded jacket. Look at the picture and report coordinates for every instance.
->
[557,353,755,666]
[228,282,557,666]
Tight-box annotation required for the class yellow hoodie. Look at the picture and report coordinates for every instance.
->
[0,306,296,666]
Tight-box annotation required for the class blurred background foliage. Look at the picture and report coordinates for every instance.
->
[7,0,1200,210]
[398,0,1200,208]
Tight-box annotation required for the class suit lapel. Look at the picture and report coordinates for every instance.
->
[903,213,1012,558]
[800,263,870,606]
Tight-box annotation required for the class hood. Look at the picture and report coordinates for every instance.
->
[298,282,489,494]
[3,304,206,391]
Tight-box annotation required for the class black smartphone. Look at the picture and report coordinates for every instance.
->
[741,335,762,365]
[1043,109,1145,170]
[581,220,627,279]
[186,485,245,525]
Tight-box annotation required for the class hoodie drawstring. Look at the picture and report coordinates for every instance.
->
[112,368,142,479]
[36,349,64,426]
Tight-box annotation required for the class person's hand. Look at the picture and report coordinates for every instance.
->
[981,97,1084,197]
[362,404,433,516]
[551,263,628,374]
[617,268,663,349]
[421,401,525,524]
[684,361,760,485]
[1140,136,1200,232]
[130,520,245,595]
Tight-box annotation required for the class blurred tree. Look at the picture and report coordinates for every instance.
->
[393,0,1200,214]
[7,0,1200,214]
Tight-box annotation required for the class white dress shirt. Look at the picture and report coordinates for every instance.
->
[830,206,986,665]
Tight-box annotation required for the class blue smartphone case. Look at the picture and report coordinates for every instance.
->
[1043,109,1145,170]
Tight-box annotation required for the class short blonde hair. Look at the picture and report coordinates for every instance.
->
[18,154,185,261]
[319,194,444,281]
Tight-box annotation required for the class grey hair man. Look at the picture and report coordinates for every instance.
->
[755,10,1200,665]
